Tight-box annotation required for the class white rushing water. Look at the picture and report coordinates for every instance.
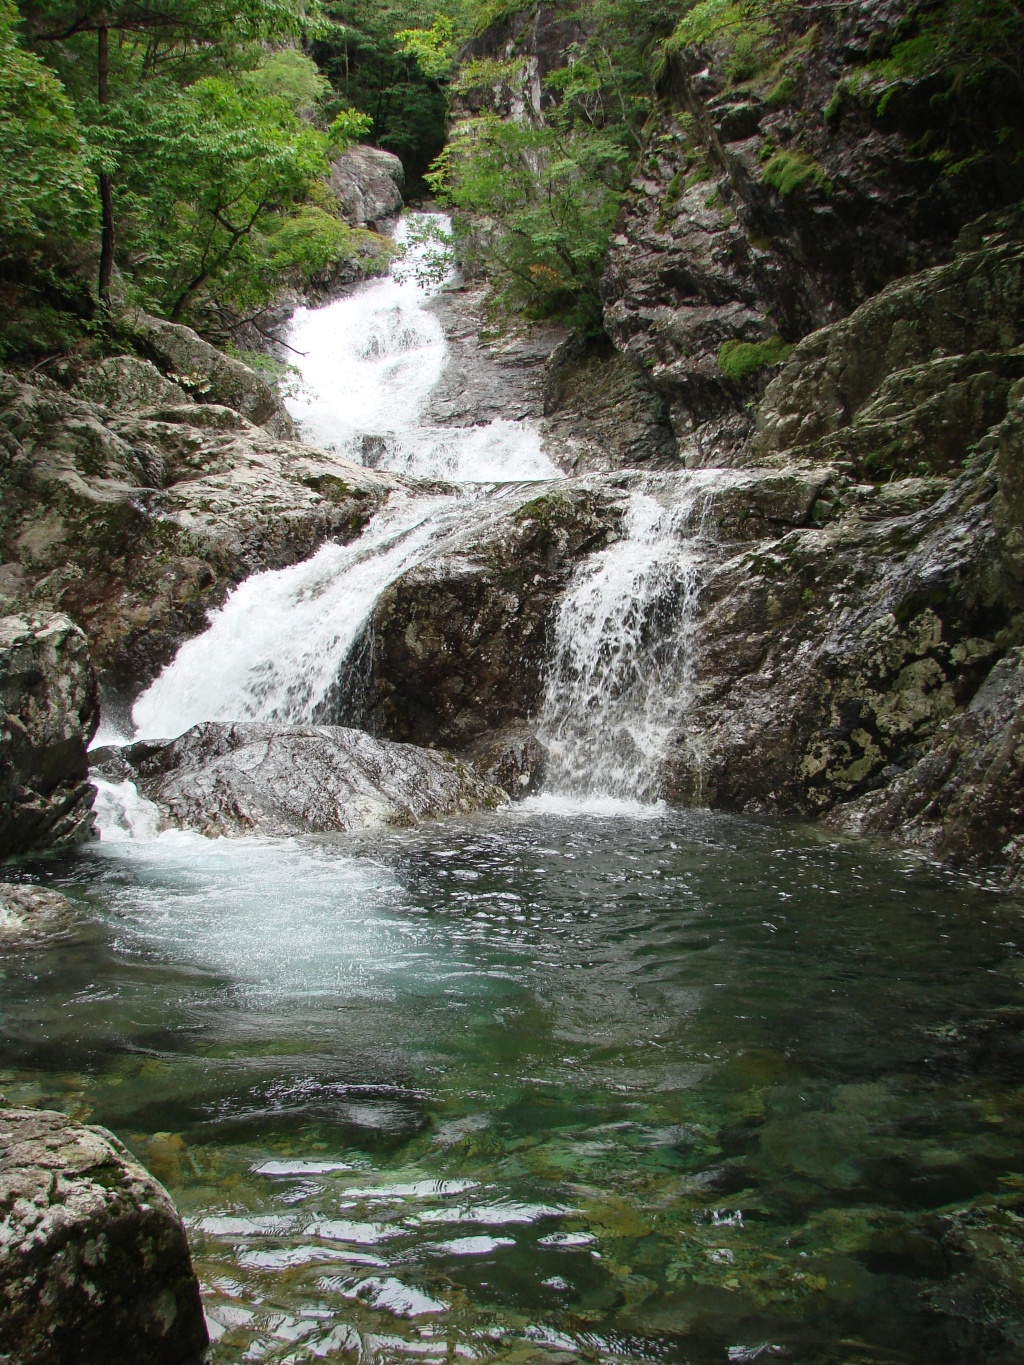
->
[285,214,559,483]
[98,211,735,832]
[132,492,463,740]
[123,212,562,751]
[535,472,743,805]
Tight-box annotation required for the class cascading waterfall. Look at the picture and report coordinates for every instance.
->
[124,212,562,748]
[535,472,742,806]
[285,214,559,483]
[132,493,463,740]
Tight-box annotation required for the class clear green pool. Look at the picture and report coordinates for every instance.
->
[4,805,1024,1364]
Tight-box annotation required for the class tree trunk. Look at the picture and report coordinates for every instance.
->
[97,24,115,308]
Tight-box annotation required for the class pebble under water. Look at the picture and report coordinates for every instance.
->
[4,806,1024,1365]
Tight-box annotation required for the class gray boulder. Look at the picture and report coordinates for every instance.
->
[0,614,98,858]
[329,145,404,228]
[0,1107,208,1364]
[124,722,507,836]
[123,311,295,437]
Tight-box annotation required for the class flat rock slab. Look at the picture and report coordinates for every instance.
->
[125,722,508,837]
[0,1107,208,1365]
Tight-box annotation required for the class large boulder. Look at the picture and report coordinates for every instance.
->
[328,145,404,229]
[0,368,394,690]
[0,1107,208,1365]
[0,614,98,858]
[121,311,295,437]
[121,722,507,836]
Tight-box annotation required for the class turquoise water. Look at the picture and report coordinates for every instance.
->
[3,806,1024,1363]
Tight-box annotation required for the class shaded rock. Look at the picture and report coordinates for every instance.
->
[0,1107,208,1364]
[362,481,623,748]
[1,614,98,858]
[125,722,507,837]
[832,648,1024,887]
[467,728,547,798]
[0,882,76,935]
[602,9,1024,465]
[329,145,404,229]
[122,310,295,437]
[753,229,1024,469]
[542,333,678,471]
[0,370,394,689]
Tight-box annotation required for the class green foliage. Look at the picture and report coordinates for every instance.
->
[665,0,790,82]
[717,335,793,379]
[427,0,678,329]
[0,0,95,257]
[761,149,829,196]
[312,2,449,179]
[395,14,456,81]
[246,49,332,118]
[873,0,1024,98]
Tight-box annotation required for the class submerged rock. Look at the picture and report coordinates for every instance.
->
[0,1106,208,1364]
[0,614,98,858]
[124,722,507,837]
[0,883,76,935]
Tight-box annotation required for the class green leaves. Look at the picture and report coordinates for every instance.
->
[0,0,96,256]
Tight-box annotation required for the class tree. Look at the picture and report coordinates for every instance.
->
[0,0,95,260]
[21,0,319,305]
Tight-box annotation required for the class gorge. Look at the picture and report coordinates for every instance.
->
[2,3,1024,1363]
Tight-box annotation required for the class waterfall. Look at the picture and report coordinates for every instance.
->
[131,493,466,740]
[126,212,563,746]
[285,214,560,484]
[535,473,740,807]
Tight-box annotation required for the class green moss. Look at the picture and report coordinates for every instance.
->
[766,74,797,107]
[761,149,831,196]
[823,80,846,125]
[717,335,794,380]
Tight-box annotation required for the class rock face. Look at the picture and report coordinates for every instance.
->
[361,481,622,748]
[122,722,507,837]
[0,614,98,858]
[0,1106,208,1365]
[121,311,295,437]
[602,10,1024,466]
[0,361,394,690]
[328,145,404,229]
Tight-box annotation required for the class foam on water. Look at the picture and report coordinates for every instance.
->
[286,213,560,483]
[131,492,462,741]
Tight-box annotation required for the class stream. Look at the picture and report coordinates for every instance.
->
[5,215,1024,1365]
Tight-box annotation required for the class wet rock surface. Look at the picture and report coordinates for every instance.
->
[0,614,98,859]
[0,363,394,690]
[0,882,76,936]
[123,721,507,837]
[360,481,623,748]
[0,1106,209,1365]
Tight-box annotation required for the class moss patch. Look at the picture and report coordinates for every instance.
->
[718,335,794,380]
[761,149,831,196]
